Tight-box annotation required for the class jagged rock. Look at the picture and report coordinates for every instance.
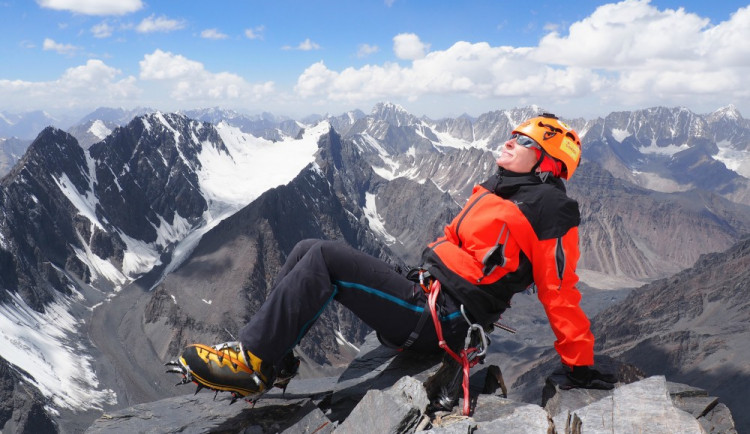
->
[86,394,314,434]
[335,377,429,433]
[85,329,738,434]
[0,356,57,434]
[426,395,552,433]
[327,333,443,421]
[668,382,738,434]
[280,401,336,434]
[550,376,705,433]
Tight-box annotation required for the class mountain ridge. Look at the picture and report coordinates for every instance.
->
[0,103,748,432]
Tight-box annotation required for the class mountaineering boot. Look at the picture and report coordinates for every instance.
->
[272,352,301,393]
[176,341,274,400]
[424,353,463,411]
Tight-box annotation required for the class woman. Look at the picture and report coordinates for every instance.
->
[169,113,616,403]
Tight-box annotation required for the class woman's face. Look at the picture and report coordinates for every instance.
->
[496,136,540,173]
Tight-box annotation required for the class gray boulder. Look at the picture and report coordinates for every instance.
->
[86,332,737,433]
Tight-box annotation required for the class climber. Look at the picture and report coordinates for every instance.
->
[167,113,617,406]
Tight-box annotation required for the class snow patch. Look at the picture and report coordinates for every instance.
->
[118,232,162,277]
[0,291,117,411]
[152,120,326,288]
[363,193,396,245]
[334,329,360,352]
[611,128,631,143]
[88,120,112,140]
[53,173,104,231]
[433,130,473,149]
[632,171,692,193]
[206,121,324,207]
[73,244,128,289]
[639,142,690,156]
[715,140,750,178]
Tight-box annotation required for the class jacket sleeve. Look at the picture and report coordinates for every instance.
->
[531,226,595,367]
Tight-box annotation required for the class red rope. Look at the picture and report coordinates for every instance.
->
[427,280,479,416]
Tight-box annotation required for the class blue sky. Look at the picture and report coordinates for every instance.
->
[1,0,749,120]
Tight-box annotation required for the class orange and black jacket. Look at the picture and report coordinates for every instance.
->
[422,170,595,367]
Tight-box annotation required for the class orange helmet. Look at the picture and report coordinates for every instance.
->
[512,113,582,179]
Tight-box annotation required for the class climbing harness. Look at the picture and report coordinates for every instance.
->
[424,274,489,416]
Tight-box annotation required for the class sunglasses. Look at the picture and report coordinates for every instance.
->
[510,134,542,150]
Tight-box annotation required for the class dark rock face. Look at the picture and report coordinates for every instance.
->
[143,129,400,368]
[0,113,224,312]
[568,162,750,279]
[1,104,749,433]
[0,356,57,433]
[581,106,750,203]
[591,236,750,432]
[89,113,214,243]
[0,127,89,310]
[66,119,118,149]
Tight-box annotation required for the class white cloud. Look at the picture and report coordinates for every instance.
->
[139,49,275,102]
[0,59,139,110]
[245,26,264,40]
[136,14,185,33]
[42,38,80,55]
[393,33,429,60]
[91,21,113,38]
[201,28,228,40]
[139,50,203,80]
[295,2,750,115]
[36,0,142,15]
[296,42,589,103]
[357,43,379,58]
[283,38,321,51]
[534,0,710,67]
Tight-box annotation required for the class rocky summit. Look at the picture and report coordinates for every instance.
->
[86,332,736,434]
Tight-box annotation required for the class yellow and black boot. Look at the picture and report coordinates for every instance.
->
[168,341,274,403]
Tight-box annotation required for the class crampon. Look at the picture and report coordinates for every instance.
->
[165,341,273,405]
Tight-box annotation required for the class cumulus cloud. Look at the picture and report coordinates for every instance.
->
[36,0,142,15]
[245,26,264,40]
[295,1,750,114]
[0,59,139,110]
[283,38,321,51]
[91,21,113,38]
[201,28,228,40]
[42,38,80,55]
[139,49,275,102]
[136,15,185,33]
[357,43,379,58]
[393,33,429,60]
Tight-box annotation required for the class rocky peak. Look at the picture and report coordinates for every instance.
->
[709,104,743,122]
[592,235,750,432]
[371,102,419,127]
[12,127,89,190]
[85,333,737,433]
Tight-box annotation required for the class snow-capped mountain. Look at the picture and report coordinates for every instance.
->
[180,107,303,142]
[0,103,749,432]
[75,106,155,126]
[0,112,328,430]
[0,136,31,176]
[581,106,750,203]
[67,119,118,149]
[0,109,64,139]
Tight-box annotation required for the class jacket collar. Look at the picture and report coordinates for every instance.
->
[481,169,566,199]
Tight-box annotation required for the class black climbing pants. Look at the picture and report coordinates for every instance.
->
[239,239,469,368]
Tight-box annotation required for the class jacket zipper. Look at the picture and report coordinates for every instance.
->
[455,191,491,248]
